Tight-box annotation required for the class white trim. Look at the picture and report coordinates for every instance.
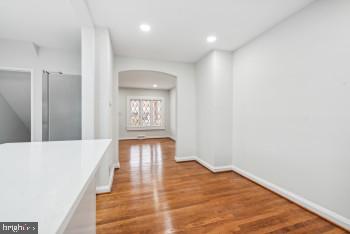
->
[169,135,176,141]
[175,156,232,173]
[114,162,120,169]
[96,166,114,194]
[127,127,166,131]
[119,135,171,140]
[0,67,34,142]
[196,157,232,173]
[175,156,196,162]
[231,165,350,231]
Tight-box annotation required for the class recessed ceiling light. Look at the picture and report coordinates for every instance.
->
[140,24,151,32]
[206,35,217,43]
[153,84,158,88]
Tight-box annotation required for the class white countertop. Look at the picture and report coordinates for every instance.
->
[0,139,111,234]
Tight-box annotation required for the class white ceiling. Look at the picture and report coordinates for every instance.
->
[0,0,81,51]
[0,0,315,62]
[119,70,176,90]
[87,0,315,62]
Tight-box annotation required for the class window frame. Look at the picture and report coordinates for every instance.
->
[126,96,165,131]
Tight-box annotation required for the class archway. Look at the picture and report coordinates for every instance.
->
[116,69,178,166]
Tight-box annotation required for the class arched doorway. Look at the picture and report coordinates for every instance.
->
[116,70,177,166]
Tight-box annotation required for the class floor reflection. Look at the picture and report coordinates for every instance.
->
[124,139,172,231]
[97,138,340,233]
[129,143,163,165]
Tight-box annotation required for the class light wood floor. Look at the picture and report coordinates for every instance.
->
[96,138,347,234]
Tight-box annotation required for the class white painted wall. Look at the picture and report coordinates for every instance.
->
[196,52,215,165]
[196,50,233,167]
[0,94,30,143]
[81,27,116,192]
[0,33,113,192]
[169,88,177,140]
[0,70,31,130]
[0,39,81,141]
[232,0,350,228]
[81,27,96,140]
[118,88,171,139]
[119,70,176,90]
[95,28,114,143]
[114,56,196,160]
[95,28,116,191]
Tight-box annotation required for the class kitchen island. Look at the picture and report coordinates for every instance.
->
[0,139,111,234]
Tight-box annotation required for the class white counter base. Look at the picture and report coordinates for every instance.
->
[0,139,111,234]
[63,179,96,234]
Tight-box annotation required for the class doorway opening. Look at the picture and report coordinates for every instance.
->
[0,68,32,144]
[117,70,177,158]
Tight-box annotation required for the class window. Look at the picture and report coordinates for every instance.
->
[127,96,164,130]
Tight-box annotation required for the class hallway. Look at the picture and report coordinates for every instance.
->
[96,139,346,233]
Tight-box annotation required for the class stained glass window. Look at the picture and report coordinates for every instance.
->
[152,100,161,127]
[130,99,140,127]
[141,100,151,127]
[127,97,164,129]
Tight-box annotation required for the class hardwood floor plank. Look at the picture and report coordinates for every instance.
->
[96,138,348,234]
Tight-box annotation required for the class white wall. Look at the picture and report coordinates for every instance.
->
[115,56,196,161]
[169,88,177,140]
[119,88,171,139]
[0,34,114,191]
[81,27,116,192]
[0,70,31,131]
[0,94,30,143]
[196,52,215,165]
[196,50,233,167]
[0,39,81,141]
[81,27,96,140]
[94,28,115,146]
[232,0,350,228]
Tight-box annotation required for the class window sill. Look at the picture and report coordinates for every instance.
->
[127,127,166,131]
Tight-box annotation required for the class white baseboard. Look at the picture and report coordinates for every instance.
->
[196,157,232,173]
[96,166,115,194]
[114,162,120,169]
[168,136,176,141]
[231,165,350,231]
[175,157,350,230]
[175,156,232,173]
[175,156,196,162]
[119,135,172,140]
